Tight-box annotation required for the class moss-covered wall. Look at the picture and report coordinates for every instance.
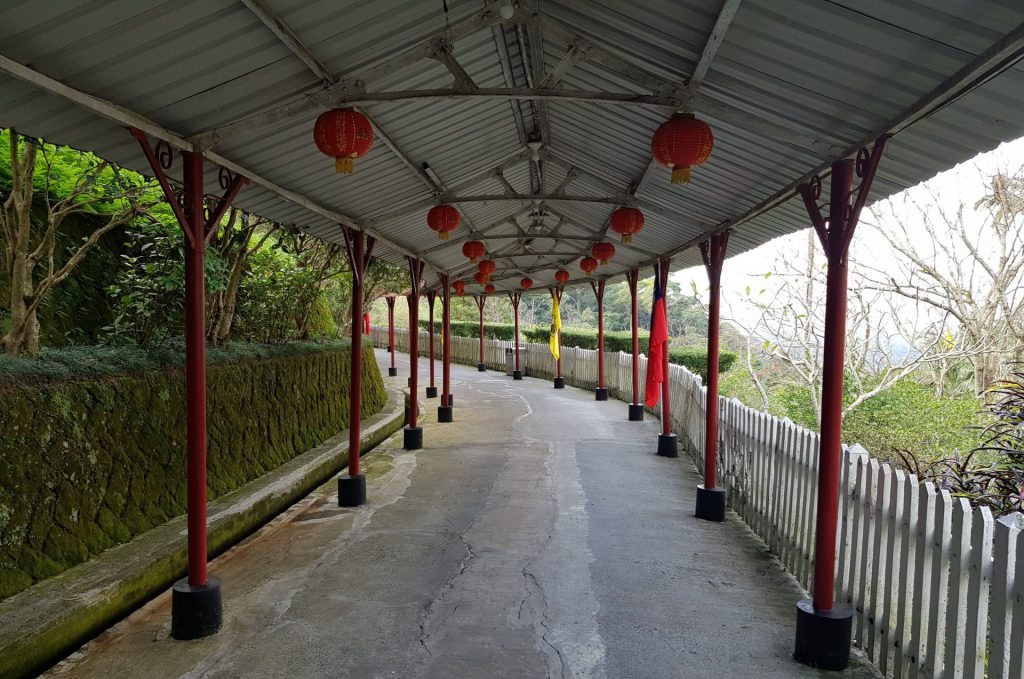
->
[0,345,385,600]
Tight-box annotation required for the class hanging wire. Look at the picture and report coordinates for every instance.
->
[442,0,453,53]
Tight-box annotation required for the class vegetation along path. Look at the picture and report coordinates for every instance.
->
[45,350,879,679]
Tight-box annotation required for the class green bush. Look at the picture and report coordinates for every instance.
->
[418,319,516,340]
[667,347,737,380]
[0,343,384,600]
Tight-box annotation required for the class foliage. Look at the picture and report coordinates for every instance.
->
[419,319,517,340]
[969,368,1024,515]
[234,248,323,343]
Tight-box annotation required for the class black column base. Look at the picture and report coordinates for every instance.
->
[657,433,678,458]
[426,386,438,398]
[407,377,413,387]
[512,370,523,380]
[477,363,486,372]
[403,426,423,450]
[438,405,453,422]
[553,377,565,389]
[695,485,726,522]
[338,473,367,507]
[628,403,644,421]
[595,387,608,401]
[171,576,222,640]
[446,394,454,407]
[388,367,398,377]
[793,600,853,671]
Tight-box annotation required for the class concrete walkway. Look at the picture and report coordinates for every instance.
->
[46,350,878,679]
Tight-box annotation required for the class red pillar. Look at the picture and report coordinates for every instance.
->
[438,274,454,421]
[386,295,397,377]
[551,287,564,388]
[695,232,729,522]
[626,269,642,420]
[591,279,607,400]
[476,294,487,371]
[404,259,424,449]
[339,228,375,507]
[131,129,247,638]
[793,138,888,671]
[426,290,437,397]
[509,292,523,379]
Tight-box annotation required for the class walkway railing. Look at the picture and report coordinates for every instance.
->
[373,326,1024,679]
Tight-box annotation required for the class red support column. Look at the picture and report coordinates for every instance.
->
[426,289,438,398]
[438,274,454,421]
[626,269,643,421]
[695,232,730,522]
[509,292,523,380]
[655,259,678,458]
[476,295,487,371]
[590,279,608,400]
[131,129,247,639]
[339,228,375,509]
[551,287,565,389]
[386,295,397,377]
[793,138,888,672]
[404,258,425,449]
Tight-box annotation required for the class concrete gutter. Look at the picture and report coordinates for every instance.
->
[0,385,406,679]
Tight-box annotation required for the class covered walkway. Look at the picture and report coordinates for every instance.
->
[44,350,878,678]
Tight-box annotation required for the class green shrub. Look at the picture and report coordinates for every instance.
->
[667,347,737,381]
[418,319,516,340]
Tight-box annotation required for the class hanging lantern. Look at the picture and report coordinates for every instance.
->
[610,207,644,244]
[520,277,533,290]
[580,257,598,276]
[452,280,465,296]
[428,205,461,240]
[555,269,570,284]
[474,271,490,285]
[313,108,374,174]
[592,242,615,265]
[484,284,496,294]
[651,113,714,184]
[478,259,496,277]
[462,240,486,262]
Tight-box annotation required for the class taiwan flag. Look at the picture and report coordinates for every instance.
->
[645,273,669,407]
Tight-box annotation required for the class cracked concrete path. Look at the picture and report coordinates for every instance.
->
[45,350,879,679]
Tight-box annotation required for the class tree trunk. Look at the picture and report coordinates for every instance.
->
[3,250,39,355]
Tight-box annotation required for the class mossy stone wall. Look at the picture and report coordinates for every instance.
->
[0,345,384,600]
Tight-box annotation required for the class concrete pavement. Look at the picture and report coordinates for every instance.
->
[45,350,878,678]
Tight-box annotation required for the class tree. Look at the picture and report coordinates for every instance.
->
[1,130,159,355]
[863,170,1024,393]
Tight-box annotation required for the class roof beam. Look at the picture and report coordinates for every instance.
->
[687,0,741,95]
[365,193,627,227]
[240,0,337,86]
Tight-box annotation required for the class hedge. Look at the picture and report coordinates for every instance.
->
[418,319,516,340]
[0,343,385,601]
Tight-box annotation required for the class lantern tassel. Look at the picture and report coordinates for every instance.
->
[622,233,633,244]
[671,166,691,184]
[439,231,449,240]
[335,157,354,174]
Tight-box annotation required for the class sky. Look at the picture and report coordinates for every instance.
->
[673,135,1024,330]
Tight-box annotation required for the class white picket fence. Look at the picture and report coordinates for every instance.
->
[373,326,1024,678]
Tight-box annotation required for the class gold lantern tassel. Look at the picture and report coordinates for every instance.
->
[670,166,691,184]
[439,231,449,241]
[622,233,633,244]
[335,157,355,174]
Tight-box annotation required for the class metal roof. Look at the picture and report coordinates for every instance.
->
[2,0,1023,293]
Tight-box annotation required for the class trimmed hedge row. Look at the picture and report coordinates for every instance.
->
[418,319,516,340]
[0,344,385,600]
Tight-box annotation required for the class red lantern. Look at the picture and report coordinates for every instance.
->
[452,280,465,296]
[474,271,490,285]
[651,113,714,184]
[520,277,533,290]
[478,259,496,277]
[610,207,644,244]
[313,108,374,174]
[592,242,615,265]
[484,284,496,294]
[462,240,486,262]
[428,205,461,240]
[555,269,570,284]
[580,257,598,276]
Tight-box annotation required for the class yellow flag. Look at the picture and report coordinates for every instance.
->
[549,294,561,360]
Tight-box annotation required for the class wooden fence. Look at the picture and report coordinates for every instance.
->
[373,326,1024,678]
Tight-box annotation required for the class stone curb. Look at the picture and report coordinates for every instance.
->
[0,384,406,679]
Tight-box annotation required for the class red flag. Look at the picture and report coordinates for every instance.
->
[364,312,371,335]
[645,273,669,407]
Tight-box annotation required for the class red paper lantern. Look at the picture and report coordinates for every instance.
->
[520,277,533,290]
[462,240,486,262]
[313,108,374,174]
[452,280,465,296]
[580,257,598,276]
[555,269,570,284]
[478,259,496,277]
[484,284,496,294]
[651,113,714,184]
[474,271,490,285]
[592,242,616,265]
[428,205,461,240]
[610,207,644,244]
